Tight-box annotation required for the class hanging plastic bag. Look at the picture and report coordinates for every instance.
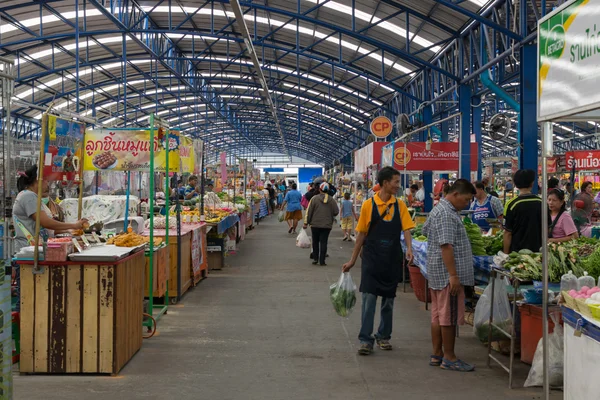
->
[296,229,311,248]
[278,211,285,223]
[524,314,564,387]
[473,275,513,344]
[329,272,357,317]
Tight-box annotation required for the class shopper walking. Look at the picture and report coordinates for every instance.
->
[267,183,276,214]
[422,179,476,372]
[342,167,415,355]
[341,193,358,241]
[282,183,303,234]
[304,182,339,266]
[469,181,503,232]
[503,169,542,253]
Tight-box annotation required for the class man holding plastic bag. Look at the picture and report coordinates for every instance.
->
[422,179,476,372]
[342,167,415,355]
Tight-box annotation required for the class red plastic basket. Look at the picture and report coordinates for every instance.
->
[408,264,431,303]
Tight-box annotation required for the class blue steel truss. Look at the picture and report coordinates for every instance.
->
[0,0,587,167]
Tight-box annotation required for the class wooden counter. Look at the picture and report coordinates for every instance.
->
[18,251,145,375]
[145,245,168,298]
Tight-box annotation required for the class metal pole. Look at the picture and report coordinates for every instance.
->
[541,121,552,400]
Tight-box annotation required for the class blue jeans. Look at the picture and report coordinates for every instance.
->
[359,292,394,345]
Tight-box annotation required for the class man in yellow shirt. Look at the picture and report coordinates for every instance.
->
[343,167,415,355]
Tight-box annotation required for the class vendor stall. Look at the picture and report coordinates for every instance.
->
[19,249,145,374]
[207,213,241,270]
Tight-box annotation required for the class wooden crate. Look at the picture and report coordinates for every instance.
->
[144,245,168,298]
[19,251,145,375]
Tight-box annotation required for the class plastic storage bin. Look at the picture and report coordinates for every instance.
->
[518,304,562,364]
[45,242,73,262]
[408,265,431,303]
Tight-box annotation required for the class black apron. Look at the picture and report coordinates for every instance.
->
[360,198,404,298]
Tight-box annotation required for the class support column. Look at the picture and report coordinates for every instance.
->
[519,44,538,193]
[459,84,472,180]
[472,97,482,181]
[422,104,433,212]
[440,112,449,181]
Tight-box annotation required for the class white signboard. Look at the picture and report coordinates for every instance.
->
[538,0,600,121]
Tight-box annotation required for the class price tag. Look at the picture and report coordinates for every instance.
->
[80,235,90,248]
[71,238,83,253]
[91,232,100,243]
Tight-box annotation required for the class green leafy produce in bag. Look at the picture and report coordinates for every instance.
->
[330,272,357,317]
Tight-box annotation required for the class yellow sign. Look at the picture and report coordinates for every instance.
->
[394,146,411,167]
[370,116,393,138]
[84,129,180,172]
[180,136,195,174]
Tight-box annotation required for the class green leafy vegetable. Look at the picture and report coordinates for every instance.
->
[329,284,357,317]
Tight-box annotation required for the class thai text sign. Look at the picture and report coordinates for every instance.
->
[566,150,600,170]
[84,129,180,172]
[538,0,600,120]
[179,136,195,174]
[43,114,85,181]
[393,142,479,171]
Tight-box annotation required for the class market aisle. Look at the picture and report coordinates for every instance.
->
[15,216,559,400]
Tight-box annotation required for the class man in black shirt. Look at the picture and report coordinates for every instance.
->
[267,183,276,213]
[503,169,542,253]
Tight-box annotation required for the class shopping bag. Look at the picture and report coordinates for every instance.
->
[524,314,564,387]
[296,229,311,248]
[473,275,513,343]
[278,211,285,223]
[329,272,357,317]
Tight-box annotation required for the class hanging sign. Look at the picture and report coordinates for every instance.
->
[565,150,600,170]
[392,142,479,171]
[84,129,180,172]
[179,136,196,174]
[381,143,394,167]
[43,115,86,181]
[370,116,393,138]
[538,157,559,174]
[538,0,600,121]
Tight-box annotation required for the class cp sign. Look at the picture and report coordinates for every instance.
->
[370,116,393,138]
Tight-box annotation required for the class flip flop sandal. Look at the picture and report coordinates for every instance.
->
[429,355,443,366]
[440,359,475,372]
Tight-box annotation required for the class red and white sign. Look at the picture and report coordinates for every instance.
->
[354,142,389,173]
[370,116,393,138]
[566,150,600,170]
[392,142,479,171]
[538,157,558,174]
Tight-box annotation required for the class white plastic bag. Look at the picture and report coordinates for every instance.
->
[329,272,357,317]
[278,211,285,223]
[524,314,564,387]
[296,229,311,248]
[473,276,513,343]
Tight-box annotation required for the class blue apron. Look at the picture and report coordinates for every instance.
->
[471,196,496,231]
[360,199,403,298]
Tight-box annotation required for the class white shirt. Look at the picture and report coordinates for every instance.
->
[416,188,425,201]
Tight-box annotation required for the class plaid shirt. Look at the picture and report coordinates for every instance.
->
[422,198,474,290]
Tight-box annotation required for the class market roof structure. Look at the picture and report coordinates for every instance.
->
[1,0,597,166]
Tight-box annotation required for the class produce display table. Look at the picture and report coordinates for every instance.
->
[17,251,145,375]
[258,198,268,218]
[145,245,168,298]
[206,214,240,270]
[402,239,494,285]
[562,306,600,400]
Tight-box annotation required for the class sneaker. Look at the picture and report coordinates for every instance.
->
[376,339,393,350]
[358,343,373,355]
[342,237,348,241]
[320,263,327,266]
[312,260,318,265]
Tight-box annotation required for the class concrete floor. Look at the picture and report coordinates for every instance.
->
[15,215,561,400]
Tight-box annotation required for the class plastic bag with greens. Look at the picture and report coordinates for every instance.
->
[473,275,513,343]
[329,272,357,317]
[278,211,285,223]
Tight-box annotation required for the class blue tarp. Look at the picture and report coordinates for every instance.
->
[402,239,494,286]
[216,214,240,235]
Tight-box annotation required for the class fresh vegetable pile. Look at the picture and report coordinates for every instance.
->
[582,245,600,280]
[463,217,486,256]
[414,235,428,242]
[482,232,504,256]
[412,223,424,237]
[548,243,585,281]
[502,249,543,281]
